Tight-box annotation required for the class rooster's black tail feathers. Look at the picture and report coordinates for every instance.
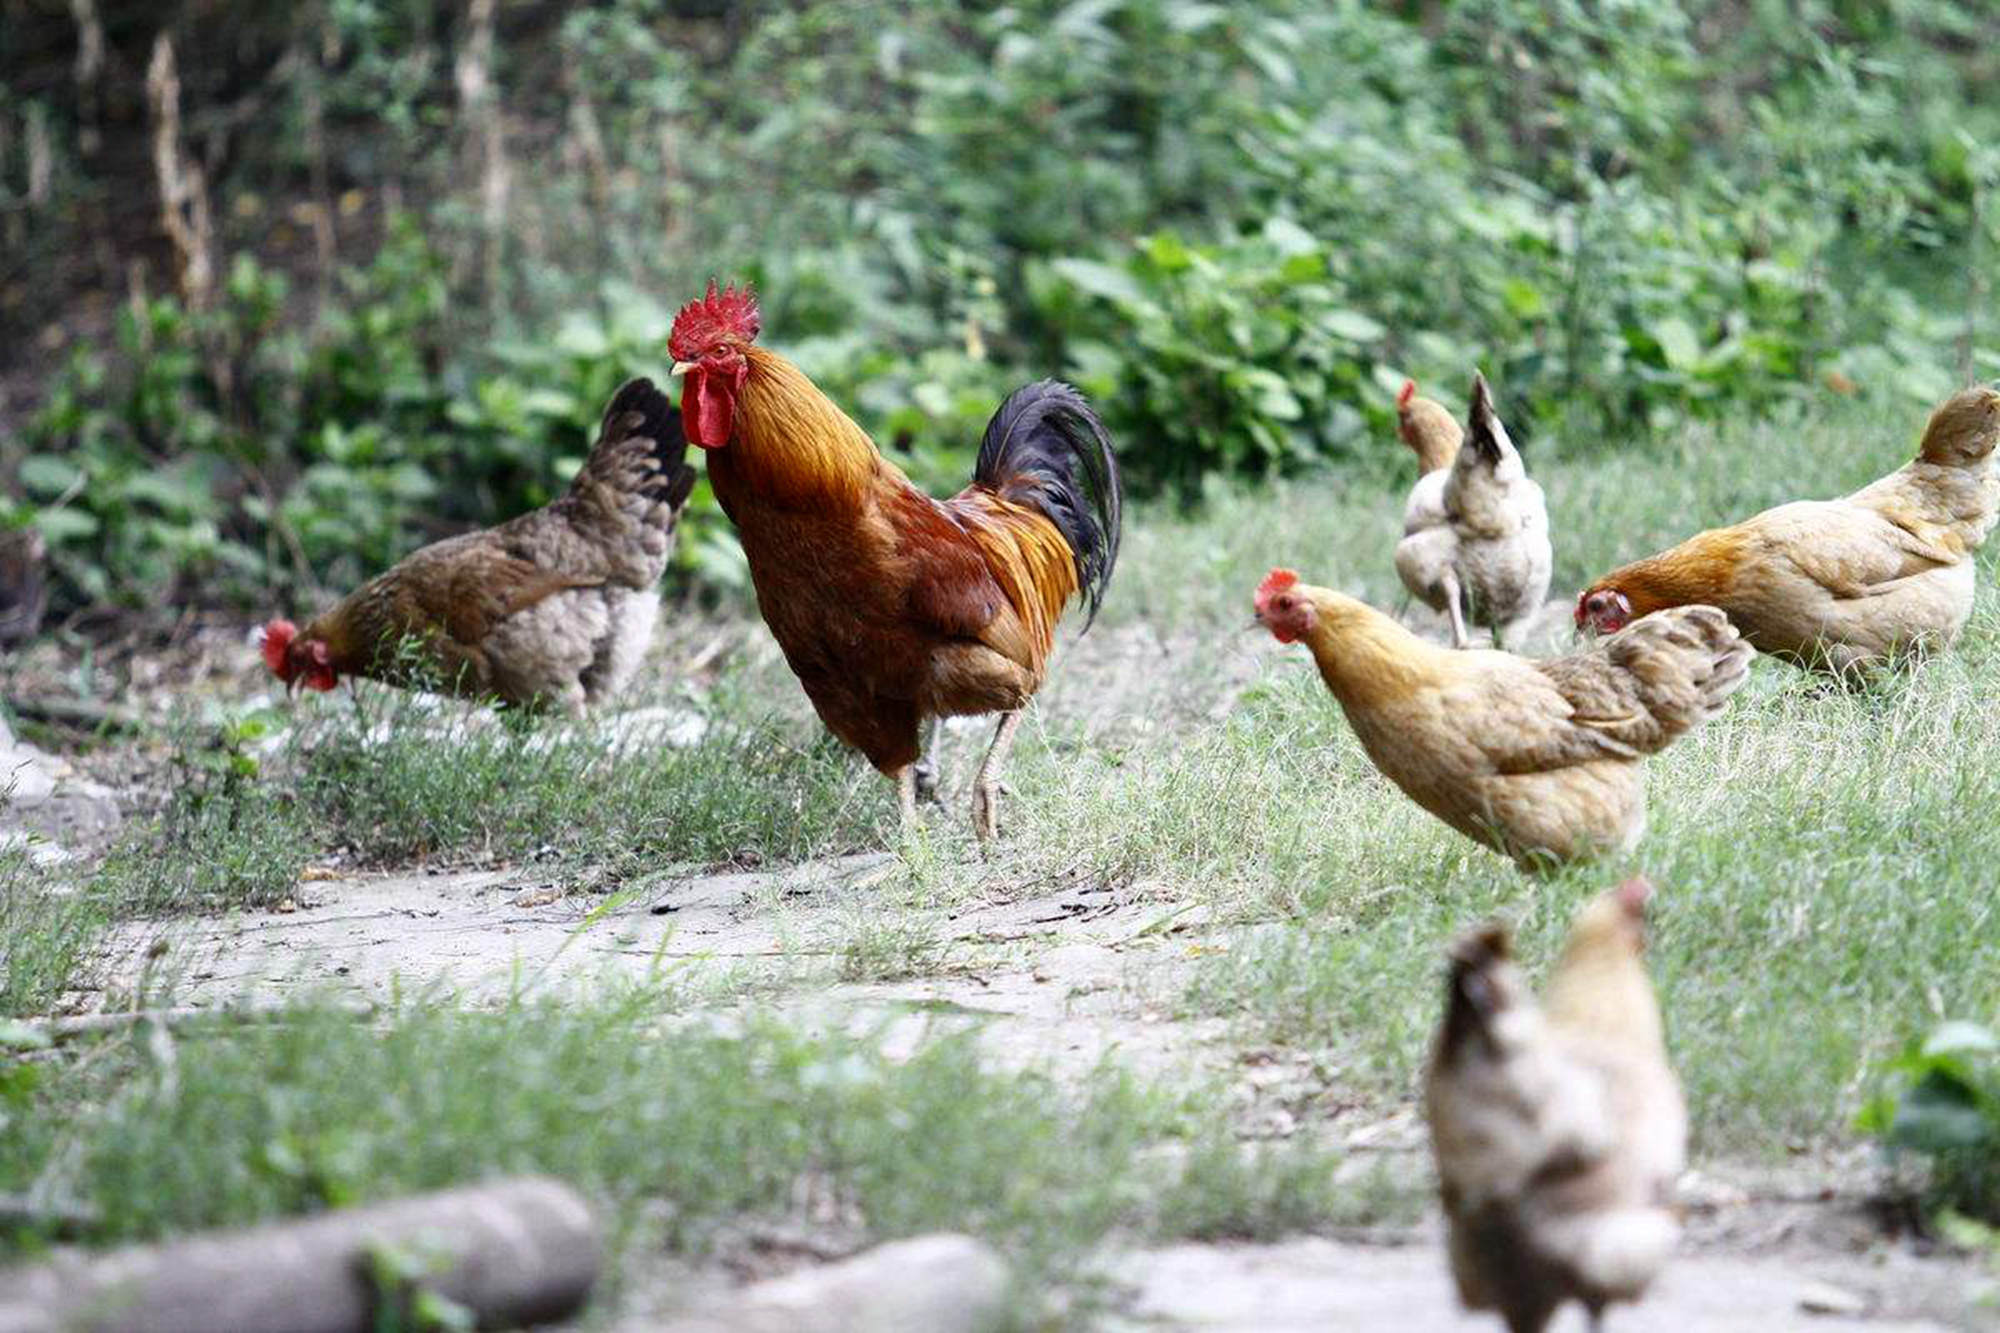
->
[974,380,1124,630]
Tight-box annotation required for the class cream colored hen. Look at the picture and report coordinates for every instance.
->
[1254,571,1751,867]
[1578,385,2000,671]
[1394,374,1551,649]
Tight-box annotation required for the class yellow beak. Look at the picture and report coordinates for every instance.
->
[671,361,696,378]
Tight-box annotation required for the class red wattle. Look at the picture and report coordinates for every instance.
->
[261,620,296,675]
[682,369,736,450]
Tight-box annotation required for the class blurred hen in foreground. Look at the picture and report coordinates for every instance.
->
[1426,877,1686,1333]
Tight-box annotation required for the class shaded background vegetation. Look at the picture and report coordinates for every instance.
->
[1,0,1996,624]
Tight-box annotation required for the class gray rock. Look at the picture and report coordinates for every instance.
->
[0,714,121,851]
[654,1234,1009,1333]
[1797,1281,1868,1317]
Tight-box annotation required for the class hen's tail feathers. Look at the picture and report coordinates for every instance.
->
[975,380,1123,630]
[583,377,698,513]
[1439,922,1516,1062]
[1542,1207,1679,1301]
[1607,605,1754,743]
[1466,370,1512,466]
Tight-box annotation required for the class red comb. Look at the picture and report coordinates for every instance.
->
[260,619,296,675]
[1254,568,1299,612]
[1614,876,1653,917]
[1398,379,1416,409]
[669,281,761,362]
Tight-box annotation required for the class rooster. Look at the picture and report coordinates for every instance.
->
[1426,876,1686,1333]
[1394,374,1551,650]
[1576,384,2000,672]
[1253,570,1750,867]
[261,379,696,712]
[666,282,1121,839]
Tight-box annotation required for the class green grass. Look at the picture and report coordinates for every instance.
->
[1,395,1993,1318]
[0,992,1366,1320]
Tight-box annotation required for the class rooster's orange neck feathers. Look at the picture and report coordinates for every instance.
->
[715,345,884,510]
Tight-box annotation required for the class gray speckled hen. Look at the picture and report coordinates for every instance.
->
[261,379,696,712]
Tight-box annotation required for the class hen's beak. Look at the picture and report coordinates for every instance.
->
[671,361,696,378]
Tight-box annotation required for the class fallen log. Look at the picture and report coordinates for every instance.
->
[0,1176,599,1333]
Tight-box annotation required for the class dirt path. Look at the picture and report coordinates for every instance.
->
[99,862,1997,1331]
[1112,1237,1971,1331]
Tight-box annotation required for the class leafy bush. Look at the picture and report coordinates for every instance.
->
[5,0,1999,613]
[1860,1021,2000,1221]
[1039,223,1390,488]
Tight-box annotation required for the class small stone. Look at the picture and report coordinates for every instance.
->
[1797,1281,1867,1317]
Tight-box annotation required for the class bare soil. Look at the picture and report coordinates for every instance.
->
[97,856,2000,1331]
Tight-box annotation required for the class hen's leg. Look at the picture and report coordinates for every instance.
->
[970,710,1023,843]
[1441,571,1470,649]
[911,716,946,806]
[894,766,919,832]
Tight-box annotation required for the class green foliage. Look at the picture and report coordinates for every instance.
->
[0,999,1362,1303]
[1039,223,1390,488]
[12,225,733,610]
[0,836,102,1017]
[5,0,1998,611]
[1861,1021,2000,1221]
[95,712,312,913]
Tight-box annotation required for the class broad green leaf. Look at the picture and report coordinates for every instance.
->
[1262,216,1320,258]
[35,508,99,542]
[1146,233,1194,273]
[1924,1022,2000,1059]
[1049,258,1149,307]
[520,388,579,419]
[19,456,84,497]
[1319,310,1386,343]
[1652,317,1702,370]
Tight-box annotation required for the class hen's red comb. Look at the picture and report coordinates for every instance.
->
[1614,876,1654,917]
[1398,379,1416,409]
[260,619,296,675]
[1254,568,1299,613]
[669,281,761,362]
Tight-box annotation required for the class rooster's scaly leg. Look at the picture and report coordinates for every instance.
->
[894,766,920,833]
[970,710,1023,843]
[911,716,946,806]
